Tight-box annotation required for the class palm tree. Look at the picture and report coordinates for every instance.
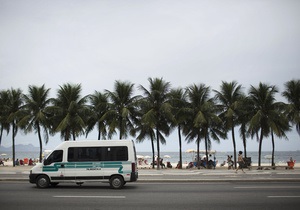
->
[138,78,173,169]
[6,88,24,167]
[169,88,188,169]
[135,97,157,168]
[0,90,11,146]
[269,106,290,166]
[184,84,208,165]
[248,83,288,167]
[50,83,90,141]
[86,91,110,140]
[282,79,300,136]
[237,96,253,158]
[103,81,140,140]
[213,81,244,168]
[184,84,226,167]
[18,85,52,162]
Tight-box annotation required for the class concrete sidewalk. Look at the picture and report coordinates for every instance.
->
[137,167,300,182]
[1,165,300,182]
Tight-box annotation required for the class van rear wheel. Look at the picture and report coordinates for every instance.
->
[36,175,50,188]
[109,175,124,189]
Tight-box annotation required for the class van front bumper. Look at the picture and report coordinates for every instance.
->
[29,171,39,184]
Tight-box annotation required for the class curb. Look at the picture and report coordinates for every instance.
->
[1,178,300,183]
[1,168,299,182]
[137,178,300,183]
[0,178,28,182]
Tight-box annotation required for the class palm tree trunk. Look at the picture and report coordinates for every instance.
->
[12,123,16,167]
[156,128,160,170]
[37,124,43,163]
[196,136,200,169]
[151,136,155,169]
[0,126,3,146]
[241,125,247,158]
[258,129,264,167]
[178,126,182,169]
[119,119,123,140]
[232,126,237,169]
[72,131,76,141]
[119,130,122,140]
[205,134,208,167]
[65,128,70,141]
[97,130,101,140]
[271,131,275,167]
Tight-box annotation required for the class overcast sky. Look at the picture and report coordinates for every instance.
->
[0,0,299,152]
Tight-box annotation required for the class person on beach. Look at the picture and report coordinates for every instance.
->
[29,158,34,166]
[227,155,234,170]
[15,159,19,166]
[0,158,4,166]
[236,151,245,173]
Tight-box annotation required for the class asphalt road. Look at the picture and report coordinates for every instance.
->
[1,181,300,210]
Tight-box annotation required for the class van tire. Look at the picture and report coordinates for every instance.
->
[109,175,124,189]
[36,175,50,188]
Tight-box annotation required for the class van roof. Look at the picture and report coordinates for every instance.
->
[53,140,134,149]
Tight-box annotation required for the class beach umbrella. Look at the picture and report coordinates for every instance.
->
[186,149,197,161]
[164,155,171,159]
[185,149,196,153]
[42,150,52,158]
[137,155,144,159]
[199,150,216,154]
[264,155,273,165]
[264,155,272,159]
[0,153,7,156]
[144,155,151,159]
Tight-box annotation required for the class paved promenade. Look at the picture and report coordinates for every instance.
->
[1,165,300,182]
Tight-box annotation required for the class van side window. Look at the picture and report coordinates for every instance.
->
[44,150,63,165]
[101,147,128,161]
[68,147,128,162]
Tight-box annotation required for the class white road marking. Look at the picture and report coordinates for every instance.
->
[235,186,300,189]
[268,196,300,198]
[53,195,126,199]
[0,172,16,174]
[235,186,300,198]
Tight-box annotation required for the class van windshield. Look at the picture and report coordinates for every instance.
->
[44,150,63,165]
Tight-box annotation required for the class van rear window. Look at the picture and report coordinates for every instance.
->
[68,146,128,162]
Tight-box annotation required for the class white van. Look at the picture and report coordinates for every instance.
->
[29,140,138,189]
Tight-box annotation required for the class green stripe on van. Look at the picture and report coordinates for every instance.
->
[42,161,130,173]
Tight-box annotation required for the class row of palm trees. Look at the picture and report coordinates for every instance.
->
[0,78,299,169]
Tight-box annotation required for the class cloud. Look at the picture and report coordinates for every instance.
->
[1,0,299,151]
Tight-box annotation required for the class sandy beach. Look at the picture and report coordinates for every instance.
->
[137,161,300,170]
[1,159,298,170]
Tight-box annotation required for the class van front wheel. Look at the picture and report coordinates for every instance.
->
[109,175,124,189]
[36,175,50,188]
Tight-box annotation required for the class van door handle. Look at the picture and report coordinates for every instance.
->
[61,164,65,168]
